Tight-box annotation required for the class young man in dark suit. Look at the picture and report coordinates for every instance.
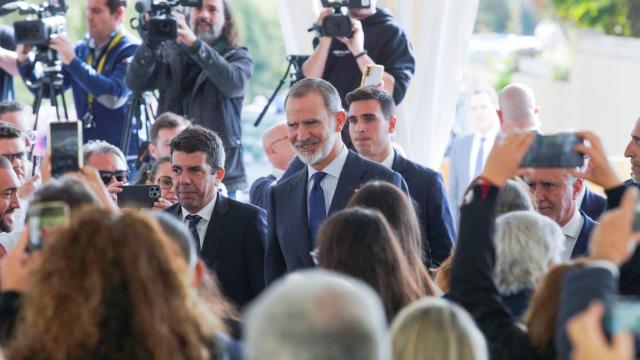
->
[345,86,456,267]
[265,78,408,284]
[165,127,266,307]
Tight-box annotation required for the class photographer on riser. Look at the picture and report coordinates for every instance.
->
[16,0,139,152]
[125,0,253,196]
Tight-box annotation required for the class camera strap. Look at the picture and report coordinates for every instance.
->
[85,32,124,113]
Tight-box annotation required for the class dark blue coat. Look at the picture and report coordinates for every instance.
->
[579,186,606,221]
[249,174,277,211]
[391,151,456,266]
[165,194,266,307]
[265,150,408,284]
[570,210,597,258]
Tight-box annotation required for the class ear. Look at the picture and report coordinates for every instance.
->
[148,143,158,159]
[335,110,347,132]
[115,6,125,22]
[497,109,504,125]
[387,115,397,134]
[572,178,583,200]
[214,167,225,186]
[534,105,540,115]
[192,259,206,288]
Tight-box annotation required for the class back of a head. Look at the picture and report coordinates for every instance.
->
[347,181,438,295]
[317,207,421,321]
[494,211,564,296]
[82,140,127,168]
[245,269,390,360]
[8,209,215,360]
[498,83,541,131]
[391,297,488,360]
[495,178,535,216]
[29,175,100,211]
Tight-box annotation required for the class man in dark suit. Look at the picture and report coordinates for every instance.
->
[579,185,606,220]
[523,168,596,260]
[165,126,266,307]
[249,122,294,210]
[265,78,408,284]
[345,86,456,266]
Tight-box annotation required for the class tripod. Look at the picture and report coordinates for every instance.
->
[31,49,69,128]
[121,91,155,157]
[254,55,308,127]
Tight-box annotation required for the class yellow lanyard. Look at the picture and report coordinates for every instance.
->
[86,32,124,108]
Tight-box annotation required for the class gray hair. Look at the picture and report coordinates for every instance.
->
[494,211,564,295]
[82,140,127,169]
[391,297,488,360]
[245,269,390,360]
[496,179,534,216]
[30,175,100,209]
[284,78,343,116]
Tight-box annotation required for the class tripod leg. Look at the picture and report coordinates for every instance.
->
[60,90,69,121]
[47,81,62,122]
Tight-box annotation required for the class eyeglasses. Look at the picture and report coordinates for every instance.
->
[98,170,128,185]
[1,151,27,163]
[157,175,173,189]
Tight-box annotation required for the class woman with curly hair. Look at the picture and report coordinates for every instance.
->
[4,209,224,360]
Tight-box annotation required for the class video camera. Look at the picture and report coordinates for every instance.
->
[310,0,373,38]
[133,0,202,43]
[0,0,67,47]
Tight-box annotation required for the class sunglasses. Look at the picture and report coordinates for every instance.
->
[99,170,128,185]
[157,175,173,189]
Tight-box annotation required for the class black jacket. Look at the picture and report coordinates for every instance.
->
[446,184,552,360]
[127,40,253,191]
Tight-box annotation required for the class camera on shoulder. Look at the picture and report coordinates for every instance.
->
[310,0,373,38]
[133,0,202,44]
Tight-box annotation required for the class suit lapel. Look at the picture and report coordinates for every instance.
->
[391,150,406,175]
[285,169,315,266]
[201,194,231,261]
[329,151,364,214]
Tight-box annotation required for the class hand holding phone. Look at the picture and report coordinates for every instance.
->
[117,185,161,209]
[361,64,384,88]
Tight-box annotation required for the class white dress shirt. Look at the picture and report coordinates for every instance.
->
[561,209,584,261]
[307,145,349,215]
[181,196,217,248]
[468,127,499,178]
[380,148,395,169]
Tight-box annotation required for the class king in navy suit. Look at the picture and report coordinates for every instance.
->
[265,79,408,284]
[345,86,456,266]
[165,126,266,307]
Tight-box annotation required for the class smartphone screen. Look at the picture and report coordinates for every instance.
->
[520,134,584,168]
[49,122,82,178]
[606,297,640,333]
[27,201,70,252]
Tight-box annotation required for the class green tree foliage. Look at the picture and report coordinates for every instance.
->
[551,0,637,36]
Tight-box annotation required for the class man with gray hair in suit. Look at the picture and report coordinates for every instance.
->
[245,269,390,360]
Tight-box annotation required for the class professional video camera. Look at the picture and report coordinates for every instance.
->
[133,0,202,43]
[310,0,373,38]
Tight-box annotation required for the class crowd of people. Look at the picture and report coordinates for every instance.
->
[0,0,638,359]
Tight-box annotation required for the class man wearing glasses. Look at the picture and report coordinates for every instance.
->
[249,122,294,210]
[82,140,128,202]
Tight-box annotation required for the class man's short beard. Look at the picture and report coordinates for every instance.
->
[198,30,218,45]
[295,134,337,165]
[0,215,13,233]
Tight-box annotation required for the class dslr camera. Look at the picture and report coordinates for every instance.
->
[1,0,67,47]
[133,0,203,43]
[312,0,373,38]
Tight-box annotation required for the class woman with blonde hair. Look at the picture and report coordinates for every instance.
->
[4,209,224,360]
[391,297,488,360]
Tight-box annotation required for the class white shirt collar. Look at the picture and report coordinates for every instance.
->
[308,144,349,181]
[562,208,583,240]
[380,147,395,169]
[475,126,499,143]
[181,194,216,223]
[271,167,285,179]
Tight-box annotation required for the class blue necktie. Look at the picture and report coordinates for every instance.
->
[308,172,327,242]
[185,214,202,254]
[474,137,486,177]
